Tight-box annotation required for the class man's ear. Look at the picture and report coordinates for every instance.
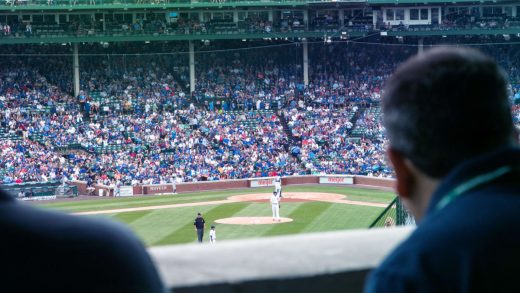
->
[387,148,415,200]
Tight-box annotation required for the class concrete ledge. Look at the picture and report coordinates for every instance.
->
[149,226,413,292]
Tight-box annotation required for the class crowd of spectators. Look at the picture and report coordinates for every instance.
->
[0,40,519,186]
[193,41,303,111]
[0,43,305,185]
[200,109,302,178]
[0,139,65,184]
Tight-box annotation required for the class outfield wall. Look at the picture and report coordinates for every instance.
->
[354,176,395,189]
[69,175,394,197]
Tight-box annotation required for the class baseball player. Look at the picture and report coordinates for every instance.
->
[115,180,121,197]
[270,191,280,222]
[274,175,282,198]
[171,176,177,194]
[209,225,216,244]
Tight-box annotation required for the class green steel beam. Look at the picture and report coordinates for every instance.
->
[367,0,515,4]
[384,27,520,36]
[0,30,363,44]
[4,26,518,45]
[0,0,367,12]
[0,2,305,11]
[0,0,365,11]
[0,0,516,11]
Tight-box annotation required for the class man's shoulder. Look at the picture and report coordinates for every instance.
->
[0,201,165,292]
[372,228,425,268]
[365,225,452,292]
[367,199,520,292]
[1,201,146,257]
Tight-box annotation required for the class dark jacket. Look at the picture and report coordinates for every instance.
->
[0,189,165,293]
[366,146,520,293]
[194,216,205,230]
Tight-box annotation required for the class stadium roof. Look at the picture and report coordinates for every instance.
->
[1,0,519,44]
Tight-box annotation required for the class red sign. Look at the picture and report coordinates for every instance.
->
[319,176,353,185]
[257,180,273,186]
[250,178,275,187]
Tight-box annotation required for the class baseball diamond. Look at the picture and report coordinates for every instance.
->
[41,185,395,246]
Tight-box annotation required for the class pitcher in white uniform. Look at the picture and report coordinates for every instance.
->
[270,191,280,222]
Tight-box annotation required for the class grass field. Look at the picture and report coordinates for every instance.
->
[40,185,395,247]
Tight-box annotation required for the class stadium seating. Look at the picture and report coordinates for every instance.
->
[0,40,518,185]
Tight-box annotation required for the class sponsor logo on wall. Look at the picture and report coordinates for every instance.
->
[319,176,354,184]
[150,186,168,192]
[20,195,57,201]
[119,186,134,197]
[250,179,275,187]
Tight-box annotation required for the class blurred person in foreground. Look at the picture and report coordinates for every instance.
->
[365,47,520,292]
[0,188,166,292]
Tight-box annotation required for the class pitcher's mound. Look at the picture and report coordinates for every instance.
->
[215,217,293,225]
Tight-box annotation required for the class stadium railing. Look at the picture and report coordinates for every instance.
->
[369,196,414,228]
[2,183,79,200]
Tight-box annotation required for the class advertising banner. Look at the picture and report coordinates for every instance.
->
[319,176,354,185]
[119,186,134,197]
[250,178,275,188]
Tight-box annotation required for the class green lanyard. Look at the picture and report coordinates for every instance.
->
[435,166,513,212]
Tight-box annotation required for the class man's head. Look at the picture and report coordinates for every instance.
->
[383,47,516,219]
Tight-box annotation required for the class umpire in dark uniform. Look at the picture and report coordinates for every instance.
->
[194,212,205,243]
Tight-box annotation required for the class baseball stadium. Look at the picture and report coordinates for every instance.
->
[1,0,519,291]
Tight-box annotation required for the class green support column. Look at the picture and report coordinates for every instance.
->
[189,40,195,94]
[73,43,80,98]
[303,39,309,86]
